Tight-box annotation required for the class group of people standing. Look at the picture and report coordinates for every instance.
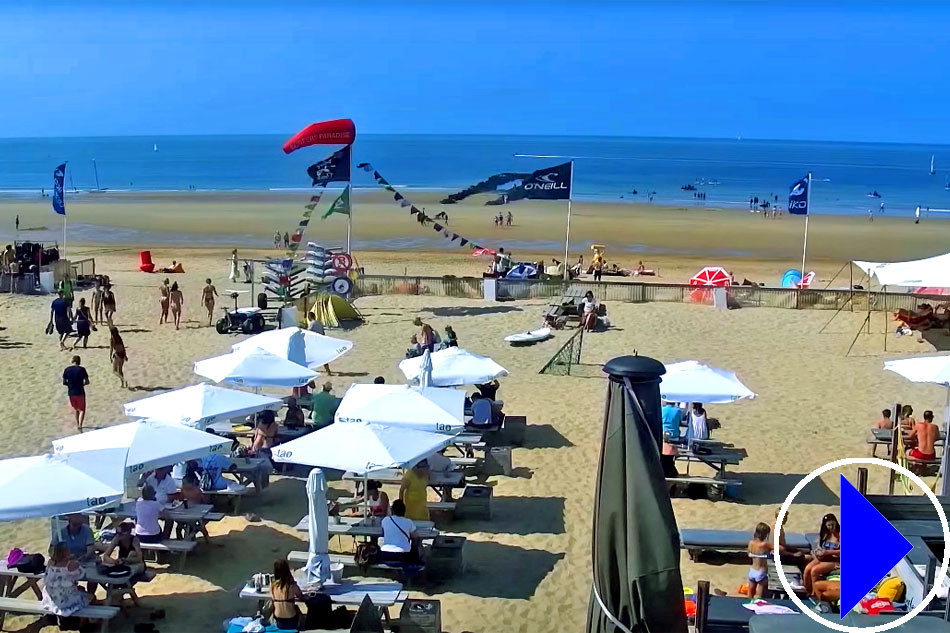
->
[273,231,291,249]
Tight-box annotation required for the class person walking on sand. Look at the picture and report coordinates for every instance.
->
[274,231,281,249]
[201,278,218,326]
[109,326,128,389]
[283,232,290,249]
[15,215,18,232]
[228,249,240,282]
[91,279,104,324]
[506,211,513,226]
[159,278,170,324]
[102,284,117,324]
[49,290,73,350]
[916,205,921,224]
[169,282,183,330]
[63,355,89,430]
[71,297,95,350]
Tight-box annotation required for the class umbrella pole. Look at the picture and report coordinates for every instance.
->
[363,473,369,520]
[941,389,950,497]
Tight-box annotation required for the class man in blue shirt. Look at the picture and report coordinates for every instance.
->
[661,401,684,442]
[59,514,94,560]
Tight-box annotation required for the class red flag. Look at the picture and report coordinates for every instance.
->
[283,119,356,154]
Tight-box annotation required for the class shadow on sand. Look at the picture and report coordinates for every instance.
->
[519,424,574,449]
[452,496,566,536]
[738,472,840,506]
[423,306,522,318]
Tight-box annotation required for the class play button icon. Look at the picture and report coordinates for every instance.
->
[839,475,914,617]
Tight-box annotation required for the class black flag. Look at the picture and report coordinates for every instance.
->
[788,176,809,215]
[511,162,572,201]
[307,145,351,187]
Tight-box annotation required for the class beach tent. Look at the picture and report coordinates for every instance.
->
[587,356,687,633]
[232,327,353,369]
[884,354,950,496]
[124,384,281,430]
[399,347,509,387]
[303,468,331,585]
[309,294,363,329]
[194,348,318,388]
[0,450,127,520]
[335,384,466,434]
[660,361,756,404]
[854,252,950,288]
[272,422,452,474]
[52,420,231,477]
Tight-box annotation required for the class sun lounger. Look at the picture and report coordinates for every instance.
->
[0,597,120,633]
[680,529,811,559]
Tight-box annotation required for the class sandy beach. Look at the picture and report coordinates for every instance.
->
[0,209,947,631]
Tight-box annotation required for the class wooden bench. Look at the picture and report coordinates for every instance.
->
[139,539,198,570]
[205,487,250,514]
[0,597,119,633]
[335,498,457,518]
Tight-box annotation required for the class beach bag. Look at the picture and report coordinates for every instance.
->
[302,594,333,630]
[14,553,45,574]
[354,542,380,571]
[6,548,24,567]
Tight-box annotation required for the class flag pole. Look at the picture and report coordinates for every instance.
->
[562,160,574,281]
[346,144,353,254]
[799,171,811,279]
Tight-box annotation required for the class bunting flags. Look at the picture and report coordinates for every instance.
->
[322,186,351,219]
[358,161,484,252]
[286,191,328,255]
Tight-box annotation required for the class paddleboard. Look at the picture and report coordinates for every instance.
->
[505,327,552,345]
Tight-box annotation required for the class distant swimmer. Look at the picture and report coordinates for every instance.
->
[916,206,921,224]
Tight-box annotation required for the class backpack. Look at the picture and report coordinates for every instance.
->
[354,542,380,571]
[14,553,46,574]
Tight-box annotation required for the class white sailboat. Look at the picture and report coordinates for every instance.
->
[153,143,158,152]
[930,154,936,175]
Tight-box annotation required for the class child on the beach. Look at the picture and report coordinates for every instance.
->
[747,522,772,599]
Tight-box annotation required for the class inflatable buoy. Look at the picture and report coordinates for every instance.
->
[330,277,353,295]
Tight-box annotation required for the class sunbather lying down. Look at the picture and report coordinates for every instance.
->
[893,302,950,331]
[160,261,185,274]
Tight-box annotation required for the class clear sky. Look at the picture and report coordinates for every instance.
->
[2,1,949,143]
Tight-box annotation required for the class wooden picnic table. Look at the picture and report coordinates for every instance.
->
[868,427,945,457]
[103,501,217,525]
[207,420,312,442]
[295,514,440,540]
[0,560,152,605]
[239,577,405,624]
[343,469,465,501]
[0,562,42,601]
[674,446,746,479]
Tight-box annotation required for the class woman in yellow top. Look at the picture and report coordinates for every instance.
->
[400,461,430,522]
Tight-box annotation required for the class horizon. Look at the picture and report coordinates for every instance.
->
[2,2,950,144]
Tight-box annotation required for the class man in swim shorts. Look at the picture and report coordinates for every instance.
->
[908,409,939,461]
[62,355,89,430]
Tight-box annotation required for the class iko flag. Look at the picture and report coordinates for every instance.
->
[52,163,66,215]
[788,176,809,215]
[322,186,351,219]
[307,145,351,187]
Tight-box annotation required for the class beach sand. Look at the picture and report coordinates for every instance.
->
[0,197,948,631]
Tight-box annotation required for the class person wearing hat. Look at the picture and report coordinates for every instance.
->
[310,381,340,429]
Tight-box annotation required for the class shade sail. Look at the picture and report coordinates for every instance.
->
[399,347,509,387]
[233,327,353,369]
[335,384,466,434]
[304,468,331,584]
[660,361,756,404]
[53,420,231,477]
[587,356,687,633]
[0,451,127,520]
[194,348,319,388]
[272,422,452,474]
[124,384,281,429]
[854,252,950,288]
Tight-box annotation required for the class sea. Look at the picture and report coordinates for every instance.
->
[1,135,949,218]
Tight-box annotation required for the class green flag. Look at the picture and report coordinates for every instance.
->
[322,186,351,220]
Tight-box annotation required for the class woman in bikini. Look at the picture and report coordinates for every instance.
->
[169,282,183,330]
[159,278,170,324]
[102,284,117,324]
[269,559,304,631]
[803,513,840,596]
[201,278,218,327]
[249,410,278,458]
[747,522,772,598]
[109,326,128,389]
[71,297,95,350]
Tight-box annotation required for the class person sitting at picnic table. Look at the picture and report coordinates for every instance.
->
[144,466,180,506]
[351,479,390,517]
[406,335,424,358]
[900,405,916,433]
[176,475,212,542]
[59,513,95,562]
[270,558,305,631]
[42,542,94,619]
[250,409,278,456]
[400,460,430,522]
[660,401,684,477]
[746,522,772,599]
[439,325,458,350]
[310,382,340,429]
[380,500,419,565]
[292,380,314,409]
[134,485,166,544]
[874,408,893,429]
[908,409,939,464]
[283,396,306,428]
[102,521,145,575]
[476,379,500,401]
[803,513,840,596]
[580,291,598,331]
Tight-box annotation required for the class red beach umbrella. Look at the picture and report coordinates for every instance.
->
[689,266,732,303]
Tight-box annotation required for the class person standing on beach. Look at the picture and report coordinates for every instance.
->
[109,326,128,389]
[274,231,281,249]
[506,211,513,226]
[91,279,104,324]
[62,355,89,430]
[15,215,19,232]
[228,249,240,282]
[71,298,95,350]
[201,278,218,326]
[102,284,117,324]
[283,232,290,249]
[48,291,73,350]
[916,206,921,224]
[169,282,183,330]
[159,278,170,324]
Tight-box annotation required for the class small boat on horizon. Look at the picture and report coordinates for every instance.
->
[153,143,158,152]
[867,191,881,198]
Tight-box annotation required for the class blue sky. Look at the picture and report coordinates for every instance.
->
[2,1,949,142]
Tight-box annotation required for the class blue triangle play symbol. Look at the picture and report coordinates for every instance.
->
[840,474,914,617]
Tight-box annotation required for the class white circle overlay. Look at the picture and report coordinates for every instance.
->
[773,457,950,632]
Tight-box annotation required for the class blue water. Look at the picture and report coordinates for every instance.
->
[1,135,949,217]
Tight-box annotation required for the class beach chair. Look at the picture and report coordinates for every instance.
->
[138,250,155,273]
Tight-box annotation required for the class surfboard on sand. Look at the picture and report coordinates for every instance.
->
[505,327,553,345]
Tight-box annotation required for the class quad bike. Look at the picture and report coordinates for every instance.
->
[215,292,265,334]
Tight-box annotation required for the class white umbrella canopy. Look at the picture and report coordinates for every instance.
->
[399,347,509,387]
[304,468,331,585]
[52,420,231,477]
[124,384,282,430]
[0,450,127,520]
[660,361,756,404]
[272,422,452,474]
[194,348,319,388]
[334,383,466,434]
[232,327,353,369]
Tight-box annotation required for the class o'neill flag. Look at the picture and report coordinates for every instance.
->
[443,161,573,205]
[307,145,351,187]
[787,176,809,215]
[52,163,66,215]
